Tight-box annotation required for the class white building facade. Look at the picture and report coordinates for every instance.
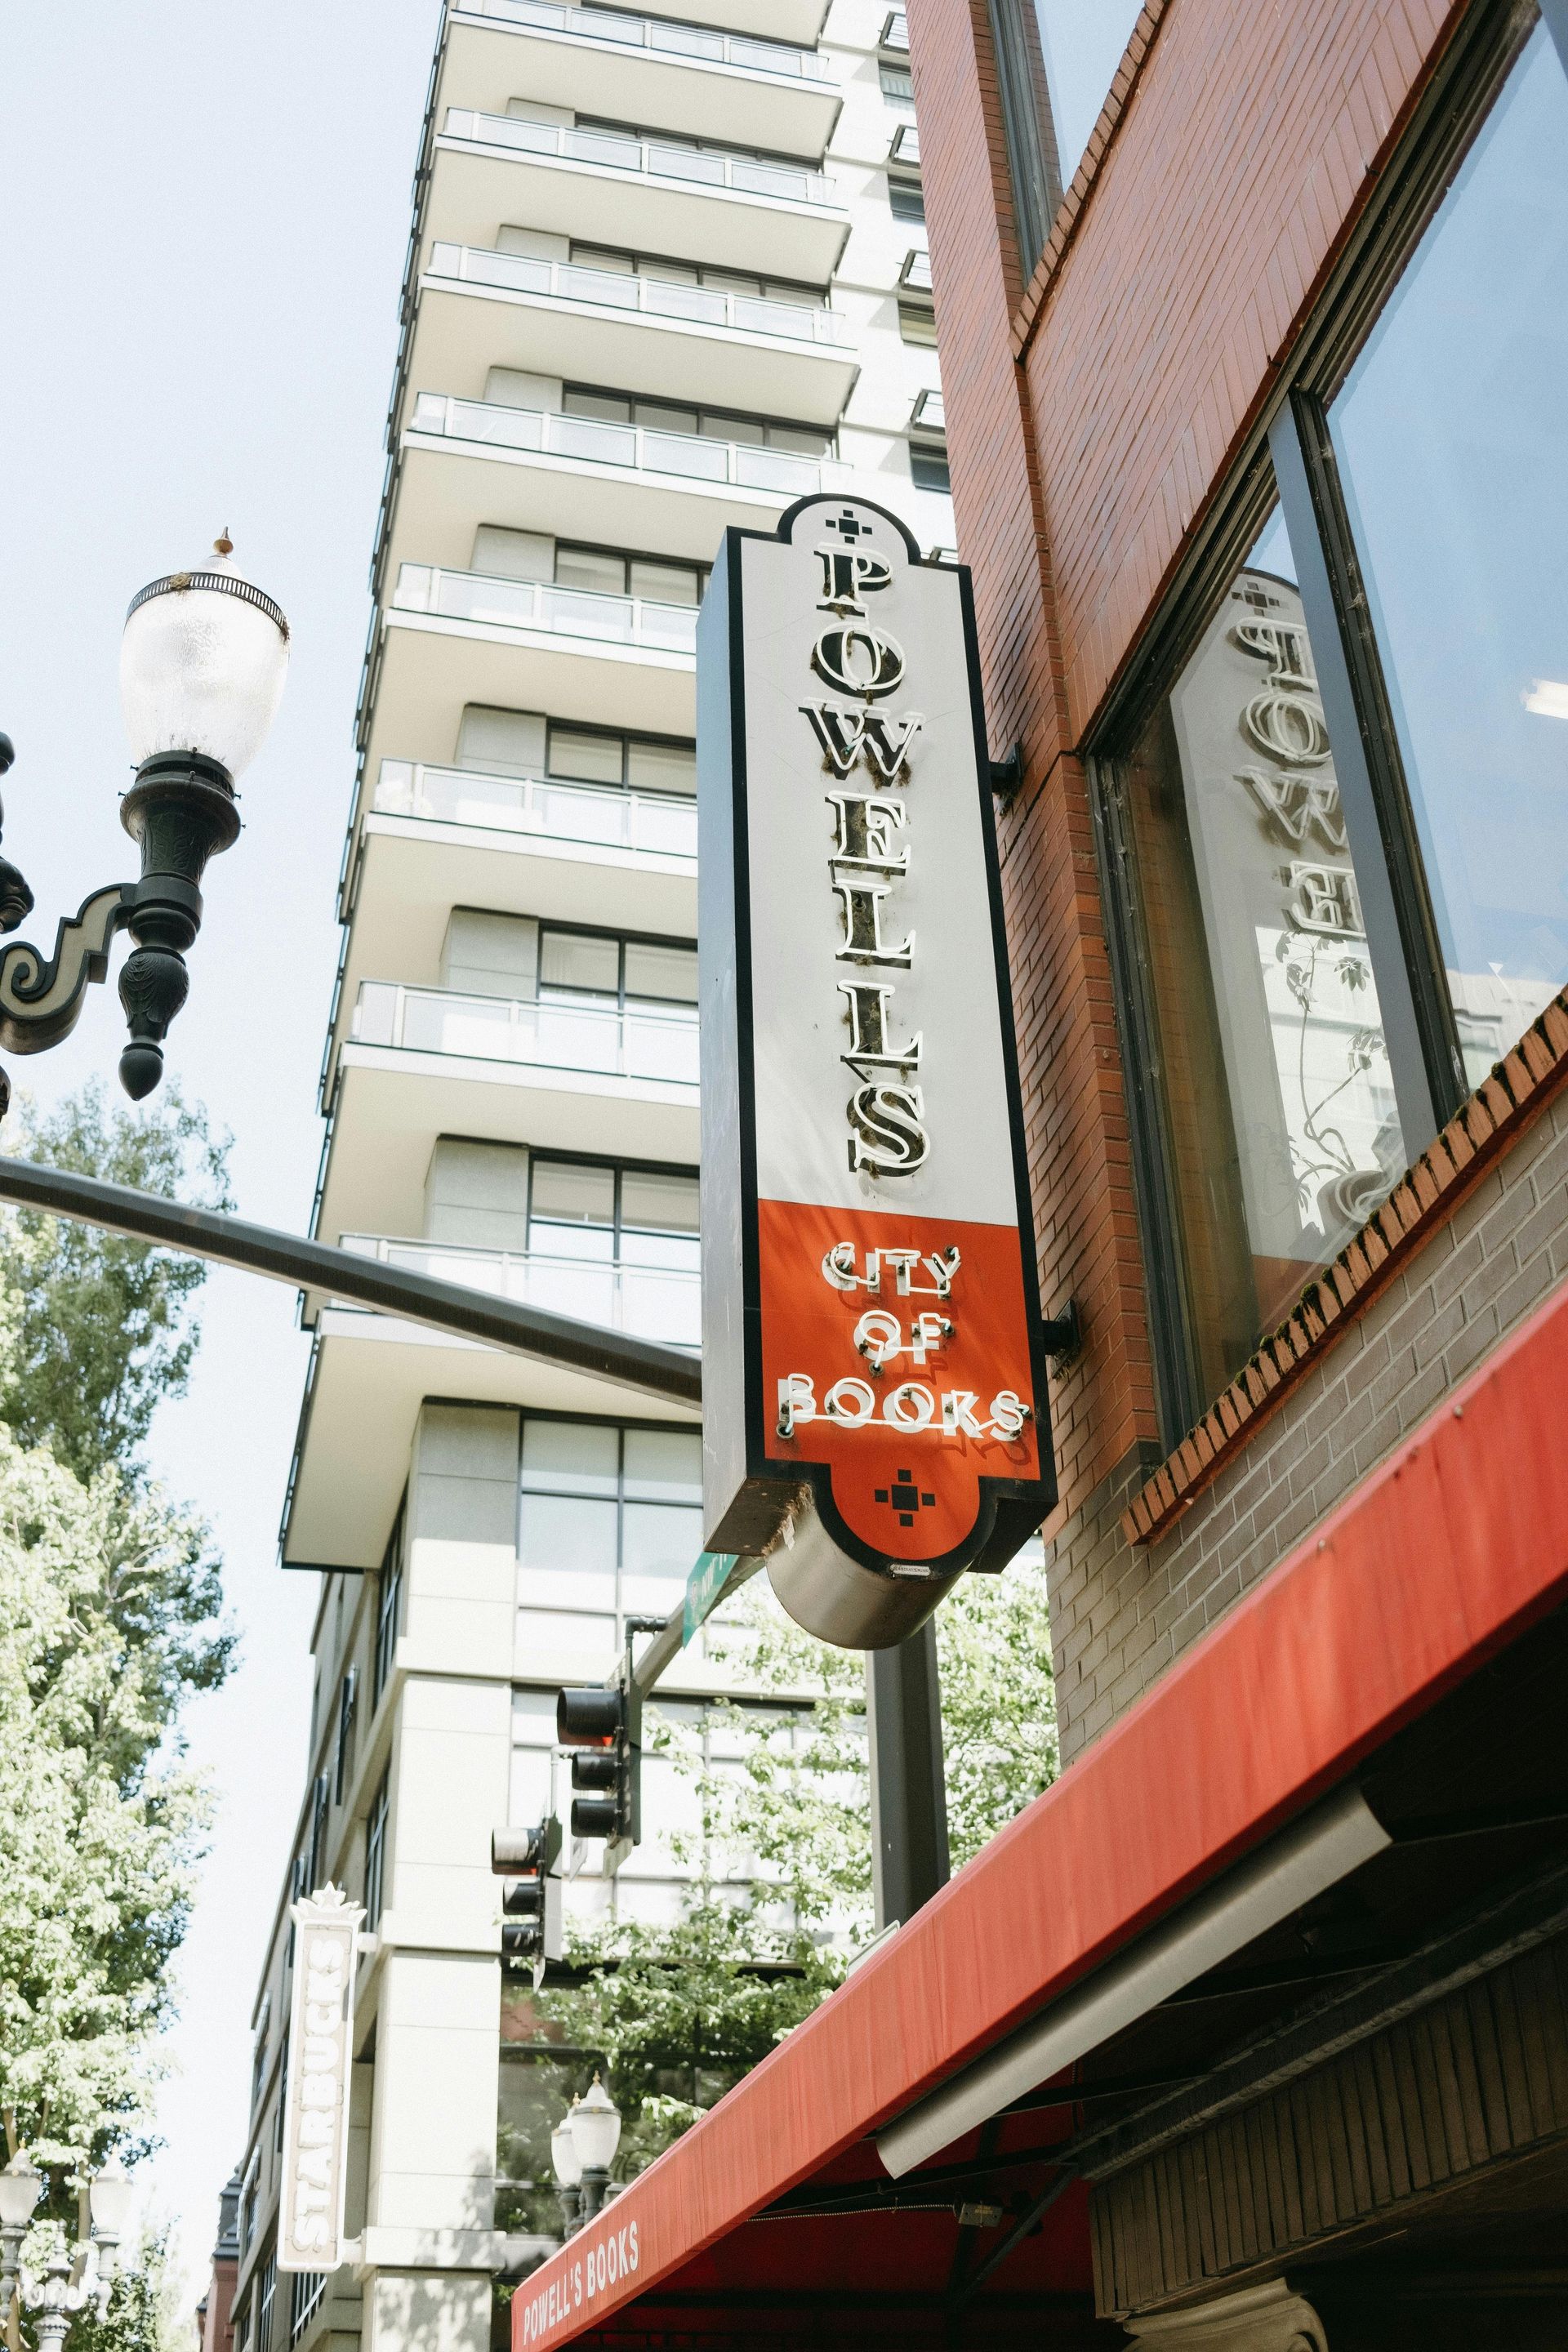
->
[230,6,950,2352]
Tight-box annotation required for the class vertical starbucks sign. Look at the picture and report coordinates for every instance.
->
[278,1886,364,2272]
[697,496,1054,1650]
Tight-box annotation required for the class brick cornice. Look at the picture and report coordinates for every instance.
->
[1122,989,1568,1547]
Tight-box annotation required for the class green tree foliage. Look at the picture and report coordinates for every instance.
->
[1,1085,233,1484]
[67,2230,185,2352]
[535,1552,1058,2182]
[0,1086,233,2189]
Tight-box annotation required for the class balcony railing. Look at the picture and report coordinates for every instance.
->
[340,1232,701,1348]
[352,980,700,1088]
[443,109,835,207]
[390,563,698,654]
[463,0,832,82]
[408,390,846,500]
[427,242,849,347]
[372,757,697,858]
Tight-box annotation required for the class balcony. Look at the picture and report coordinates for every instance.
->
[376,756,696,858]
[444,0,837,118]
[389,390,848,564]
[344,761,697,1012]
[368,559,697,760]
[431,109,846,281]
[320,987,700,1284]
[352,978,699,1086]
[339,1232,702,1349]
[393,559,697,653]
[409,242,858,426]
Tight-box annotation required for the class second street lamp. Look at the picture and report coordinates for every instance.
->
[0,537,287,1111]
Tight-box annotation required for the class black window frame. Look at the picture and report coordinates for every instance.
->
[365,1766,390,1931]
[543,719,697,795]
[535,919,699,1010]
[985,0,1063,278]
[525,1150,700,1261]
[372,1507,403,1711]
[560,382,835,458]
[552,537,710,604]
[256,2250,278,2352]
[1087,0,1561,1448]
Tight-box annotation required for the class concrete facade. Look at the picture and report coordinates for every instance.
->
[229,8,953,2352]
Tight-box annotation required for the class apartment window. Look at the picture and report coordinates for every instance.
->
[256,2252,277,2352]
[1094,7,1568,1443]
[240,2178,258,2256]
[562,385,831,458]
[364,1767,390,1932]
[909,440,950,493]
[537,924,697,1011]
[515,1418,703,1656]
[528,1159,698,1270]
[333,1665,359,1805]
[553,540,708,608]
[546,723,697,797]
[898,303,938,347]
[289,2274,327,2346]
[888,176,925,224]
[274,2038,289,2152]
[878,60,914,107]
[570,242,824,310]
[250,2025,270,2114]
[306,1774,330,1895]
[372,1510,403,1709]
[286,1855,305,1968]
[1321,16,1568,1093]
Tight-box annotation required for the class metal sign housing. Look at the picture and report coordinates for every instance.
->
[697,495,1055,1647]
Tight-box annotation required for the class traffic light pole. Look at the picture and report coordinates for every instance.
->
[1,1152,950,1916]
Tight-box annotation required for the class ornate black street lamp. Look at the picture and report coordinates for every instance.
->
[0,537,288,1111]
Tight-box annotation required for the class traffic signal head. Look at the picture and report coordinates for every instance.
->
[491,1818,564,1878]
[556,1687,624,1747]
[558,1683,639,1846]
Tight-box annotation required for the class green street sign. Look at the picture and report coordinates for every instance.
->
[683,1549,741,1646]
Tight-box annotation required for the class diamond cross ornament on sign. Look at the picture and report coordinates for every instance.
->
[697,496,1056,1650]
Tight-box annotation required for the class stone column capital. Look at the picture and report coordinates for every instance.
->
[1125,2279,1327,2352]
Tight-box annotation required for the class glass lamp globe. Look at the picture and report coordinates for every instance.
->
[550,2111,582,2189]
[88,2156,133,2236]
[119,537,289,782]
[0,2151,42,2230]
[569,2077,622,2174]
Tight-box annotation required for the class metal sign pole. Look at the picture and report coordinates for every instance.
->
[867,1620,951,1930]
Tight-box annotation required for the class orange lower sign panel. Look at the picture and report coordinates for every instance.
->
[758,1198,1041,1561]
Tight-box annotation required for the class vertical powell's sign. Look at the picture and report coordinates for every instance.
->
[697,497,1055,1650]
[277,1885,364,2273]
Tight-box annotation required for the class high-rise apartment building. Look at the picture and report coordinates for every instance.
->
[229,9,952,2352]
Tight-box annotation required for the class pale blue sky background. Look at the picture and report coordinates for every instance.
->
[0,0,1134,2311]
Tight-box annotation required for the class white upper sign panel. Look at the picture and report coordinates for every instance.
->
[738,504,1019,1224]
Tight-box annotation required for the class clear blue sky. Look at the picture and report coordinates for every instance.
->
[1,0,438,2303]
[0,0,1136,2309]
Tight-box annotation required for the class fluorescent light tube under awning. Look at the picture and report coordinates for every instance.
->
[875,1783,1391,2179]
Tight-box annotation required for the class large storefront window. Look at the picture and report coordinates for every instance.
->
[1108,504,1404,1417]
[1325,20,1568,1090]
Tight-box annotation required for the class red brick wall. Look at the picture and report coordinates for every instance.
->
[906,0,1472,1525]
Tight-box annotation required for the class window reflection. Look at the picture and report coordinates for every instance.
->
[1031,0,1145,185]
[1116,506,1405,1414]
[1327,23,1568,1089]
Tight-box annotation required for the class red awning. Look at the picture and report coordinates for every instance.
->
[514,1276,1568,2350]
